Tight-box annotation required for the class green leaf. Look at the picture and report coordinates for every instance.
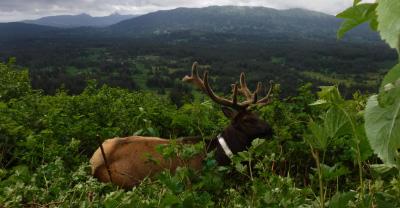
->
[157,172,184,194]
[376,0,400,51]
[320,163,350,181]
[369,164,399,180]
[306,105,352,151]
[365,65,400,168]
[316,86,344,104]
[251,138,265,148]
[375,193,399,208]
[336,3,378,39]
[323,106,352,139]
[337,19,358,39]
[0,102,6,109]
[146,127,159,137]
[104,191,124,208]
[365,94,400,167]
[369,16,379,31]
[380,64,400,92]
[329,191,356,208]
[309,99,327,106]
[355,124,373,161]
[235,163,247,173]
[0,169,7,180]
[353,0,361,6]
[237,151,251,161]
[133,129,144,136]
[161,193,180,207]
[306,122,328,150]
[369,164,397,174]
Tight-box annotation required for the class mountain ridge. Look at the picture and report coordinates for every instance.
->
[22,13,139,28]
[0,5,379,42]
[106,5,377,41]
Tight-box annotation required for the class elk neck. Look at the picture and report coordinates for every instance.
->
[207,125,252,166]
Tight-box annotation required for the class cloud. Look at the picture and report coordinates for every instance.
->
[0,0,375,22]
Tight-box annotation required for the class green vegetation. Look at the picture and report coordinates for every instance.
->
[1,0,400,207]
[300,71,377,87]
[0,24,396,99]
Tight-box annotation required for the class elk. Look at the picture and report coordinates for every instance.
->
[90,62,274,188]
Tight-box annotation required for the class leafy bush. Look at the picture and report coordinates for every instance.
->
[1,0,400,207]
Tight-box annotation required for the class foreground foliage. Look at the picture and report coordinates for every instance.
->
[1,0,400,207]
[0,58,399,207]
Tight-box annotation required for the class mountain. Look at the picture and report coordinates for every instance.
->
[107,6,377,41]
[0,22,59,39]
[0,6,378,42]
[23,13,138,28]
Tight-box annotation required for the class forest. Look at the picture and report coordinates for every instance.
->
[1,0,400,207]
[0,33,396,106]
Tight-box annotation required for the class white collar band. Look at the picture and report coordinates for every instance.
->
[217,134,233,158]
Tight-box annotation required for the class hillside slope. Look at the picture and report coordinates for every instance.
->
[107,6,377,41]
[0,6,378,42]
[23,13,138,28]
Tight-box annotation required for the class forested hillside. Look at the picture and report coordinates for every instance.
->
[108,6,377,41]
[1,1,400,207]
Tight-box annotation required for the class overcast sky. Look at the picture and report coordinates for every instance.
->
[0,0,375,22]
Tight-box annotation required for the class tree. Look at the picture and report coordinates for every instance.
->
[0,58,32,102]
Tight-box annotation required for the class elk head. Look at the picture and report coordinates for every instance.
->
[183,62,273,164]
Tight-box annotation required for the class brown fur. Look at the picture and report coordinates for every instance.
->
[90,64,274,188]
[90,136,203,188]
[90,109,272,188]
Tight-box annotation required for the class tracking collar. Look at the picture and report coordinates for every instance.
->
[217,134,233,158]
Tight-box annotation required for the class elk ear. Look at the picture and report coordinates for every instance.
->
[221,107,238,119]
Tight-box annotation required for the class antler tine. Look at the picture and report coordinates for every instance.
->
[236,73,265,107]
[256,80,274,105]
[203,71,242,109]
[238,73,252,100]
[232,83,238,105]
[183,62,270,110]
[182,62,206,92]
[252,82,262,104]
[254,82,262,94]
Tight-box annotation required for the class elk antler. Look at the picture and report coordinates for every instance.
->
[182,62,206,92]
[183,62,273,110]
[255,80,274,106]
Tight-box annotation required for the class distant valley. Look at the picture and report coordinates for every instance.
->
[0,6,396,98]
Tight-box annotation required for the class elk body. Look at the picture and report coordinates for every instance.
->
[90,62,273,188]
